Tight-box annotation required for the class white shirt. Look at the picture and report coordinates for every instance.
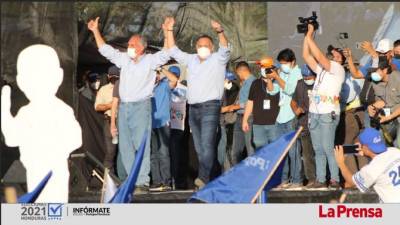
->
[170,83,187,130]
[308,61,345,114]
[352,148,400,203]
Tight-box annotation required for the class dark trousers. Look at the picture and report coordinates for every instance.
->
[103,118,117,169]
[189,100,221,183]
[231,114,255,166]
[170,129,187,188]
[151,125,171,185]
[300,133,316,183]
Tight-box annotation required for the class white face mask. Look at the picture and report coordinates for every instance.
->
[304,79,315,86]
[224,81,232,90]
[127,47,137,58]
[197,47,211,59]
[281,64,292,74]
[91,80,100,90]
[260,68,267,78]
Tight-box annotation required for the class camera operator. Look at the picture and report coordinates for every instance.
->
[334,128,400,203]
[368,57,400,147]
[242,57,280,149]
[302,24,345,189]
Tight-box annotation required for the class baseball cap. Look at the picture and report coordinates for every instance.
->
[301,64,316,77]
[359,128,387,154]
[108,66,120,76]
[168,66,181,77]
[376,38,393,53]
[225,71,236,81]
[88,72,99,82]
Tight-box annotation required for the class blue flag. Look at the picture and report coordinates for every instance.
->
[18,171,52,203]
[188,130,298,203]
[110,130,148,203]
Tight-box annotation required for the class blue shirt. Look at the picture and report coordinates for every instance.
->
[151,77,171,128]
[271,65,302,124]
[237,75,256,114]
[168,44,231,104]
[340,72,365,105]
[99,44,170,103]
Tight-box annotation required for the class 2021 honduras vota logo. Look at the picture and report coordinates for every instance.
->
[20,203,64,221]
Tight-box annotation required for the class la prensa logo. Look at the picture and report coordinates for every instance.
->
[318,205,383,218]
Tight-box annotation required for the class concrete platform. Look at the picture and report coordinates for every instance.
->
[68,189,379,203]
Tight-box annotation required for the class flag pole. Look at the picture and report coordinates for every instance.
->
[100,168,110,203]
[251,126,303,203]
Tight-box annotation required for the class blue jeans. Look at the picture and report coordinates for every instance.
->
[189,100,221,183]
[252,124,278,149]
[151,125,171,185]
[217,124,227,167]
[278,120,302,184]
[309,113,340,183]
[117,99,152,186]
[231,114,255,165]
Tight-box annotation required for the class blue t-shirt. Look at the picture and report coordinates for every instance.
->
[151,77,171,128]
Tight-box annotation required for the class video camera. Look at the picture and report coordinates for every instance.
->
[297,11,319,34]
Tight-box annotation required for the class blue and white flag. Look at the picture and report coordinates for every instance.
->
[188,129,300,203]
[109,130,148,203]
[18,171,52,203]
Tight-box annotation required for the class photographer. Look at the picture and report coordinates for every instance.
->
[270,48,303,189]
[368,57,400,147]
[302,24,345,189]
[242,57,280,149]
[334,128,400,203]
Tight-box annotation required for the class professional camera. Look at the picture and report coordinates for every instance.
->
[297,11,319,34]
[370,108,385,129]
[256,56,276,76]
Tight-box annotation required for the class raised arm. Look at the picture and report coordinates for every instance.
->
[211,20,231,64]
[343,48,365,79]
[302,30,318,72]
[163,17,191,66]
[305,24,331,72]
[160,67,178,89]
[88,17,105,48]
[88,17,127,67]
[211,20,228,48]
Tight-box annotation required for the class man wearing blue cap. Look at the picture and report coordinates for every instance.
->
[217,71,240,171]
[168,65,188,189]
[334,128,400,202]
[149,65,180,192]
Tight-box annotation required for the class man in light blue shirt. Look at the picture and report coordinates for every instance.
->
[268,48,303,189]
[229,61,256,166]
[163,17,231,188]
[88,17,171,192]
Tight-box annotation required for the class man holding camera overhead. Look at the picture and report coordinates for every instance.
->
[302,23,345,189]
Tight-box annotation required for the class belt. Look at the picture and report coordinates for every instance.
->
[190,99,221,108]
[345,98,362,111]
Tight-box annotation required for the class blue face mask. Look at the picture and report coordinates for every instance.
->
[392,58,400,71]
[371,72,382,82]
[281,64,292,74]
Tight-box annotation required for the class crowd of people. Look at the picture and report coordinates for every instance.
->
[83,16,400,197]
